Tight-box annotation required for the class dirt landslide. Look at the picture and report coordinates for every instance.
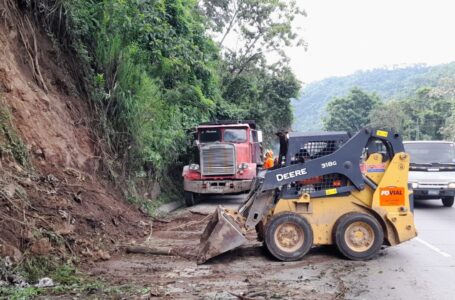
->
[86,208,367,300]
[0,0,148,269]
[0,2,366,299]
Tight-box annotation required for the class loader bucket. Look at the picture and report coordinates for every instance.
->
[197,206,247,264]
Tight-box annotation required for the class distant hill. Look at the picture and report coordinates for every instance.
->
[292,62,455,131]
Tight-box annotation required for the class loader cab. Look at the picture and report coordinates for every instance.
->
[278,131,350,199]
[277,131,349,167]
[365,139,390,161]
[277,131,394,199]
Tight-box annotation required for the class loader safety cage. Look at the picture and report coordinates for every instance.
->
[278,131,350,199]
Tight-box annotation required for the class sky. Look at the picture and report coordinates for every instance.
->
[288,0,455,83]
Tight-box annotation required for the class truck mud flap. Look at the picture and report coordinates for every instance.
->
[197,206,247,264]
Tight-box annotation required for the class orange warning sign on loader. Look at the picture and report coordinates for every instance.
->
[379,187,405,206]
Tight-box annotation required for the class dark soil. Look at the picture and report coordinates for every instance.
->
[0,1,148,265]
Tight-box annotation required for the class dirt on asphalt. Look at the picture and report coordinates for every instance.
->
[87,209,369,300]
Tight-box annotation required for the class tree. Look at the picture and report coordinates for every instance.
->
[430,78,455,99]
[400,87,455,140]
[442,112,455,141]
[199,0,303,142]
[199,0,306,75]
[216,62,300,144]
[323,88,381,132]
[368,100,409,134]
[367,87,455,140]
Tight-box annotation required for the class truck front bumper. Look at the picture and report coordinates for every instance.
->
[184,179,253,194]
[413,187,455,199]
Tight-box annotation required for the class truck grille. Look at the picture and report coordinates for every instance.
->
[201,144,236,176]
[418,183,448,188]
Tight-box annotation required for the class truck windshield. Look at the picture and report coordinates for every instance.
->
[223,129,247,143]
[405,142,455,164]
[199,129,221,143]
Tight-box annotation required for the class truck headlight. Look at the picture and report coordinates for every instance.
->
[238,163,249,170]
[411,182,419,189]
[189,164,200,171]
[448,183,455,189]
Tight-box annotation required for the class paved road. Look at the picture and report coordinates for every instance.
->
[187,194,247,214]
[191,195,455,300]
[345,199,455,300]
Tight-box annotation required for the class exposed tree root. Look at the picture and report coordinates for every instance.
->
[3,0,49,93]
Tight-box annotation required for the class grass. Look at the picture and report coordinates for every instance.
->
[0,287,41,300]
[0,281,151,299]
[0,98,28,166]
[13,256,79,285]
[127,194,166,217]
[1,257,150,299]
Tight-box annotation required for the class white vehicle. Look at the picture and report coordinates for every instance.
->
[404,141,455,207]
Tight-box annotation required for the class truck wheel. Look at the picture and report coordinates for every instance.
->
[264,212,313,261]
[184,191,196,207]
[442,197,454,207]
[333,212,384,261]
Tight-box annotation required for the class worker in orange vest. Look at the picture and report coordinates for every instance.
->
[263,150,275,169]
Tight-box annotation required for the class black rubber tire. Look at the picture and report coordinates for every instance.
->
[184,191,196,207]
[442,197,454,207]
[264,212,313,261]
[333,212,384,261]
[255,221,265,242]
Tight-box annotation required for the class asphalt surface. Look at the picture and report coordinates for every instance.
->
[191,195,455,300]
[345,199,455,300]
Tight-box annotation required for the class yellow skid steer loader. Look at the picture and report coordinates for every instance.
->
[197,128,417,264]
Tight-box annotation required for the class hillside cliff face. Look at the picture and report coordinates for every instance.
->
[0,1,147,264]
[293,63,455,131]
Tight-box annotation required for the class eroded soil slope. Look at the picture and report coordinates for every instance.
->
[0,1,148,264]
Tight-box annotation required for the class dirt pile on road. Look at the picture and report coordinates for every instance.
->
[91,209,353,299]
[0,1,148,267]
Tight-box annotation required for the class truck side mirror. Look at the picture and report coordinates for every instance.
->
[257,131,263,143]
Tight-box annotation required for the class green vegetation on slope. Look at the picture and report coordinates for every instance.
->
[20,0,302,203]
[293,62,455,131]
[0,97,28,166]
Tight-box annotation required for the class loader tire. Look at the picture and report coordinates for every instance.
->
[184,191,196,207]
[264,212,313,261]
[442,197,454,207]
[334,212,384,261]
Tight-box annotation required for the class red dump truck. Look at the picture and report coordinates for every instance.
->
[182,120,263,206]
